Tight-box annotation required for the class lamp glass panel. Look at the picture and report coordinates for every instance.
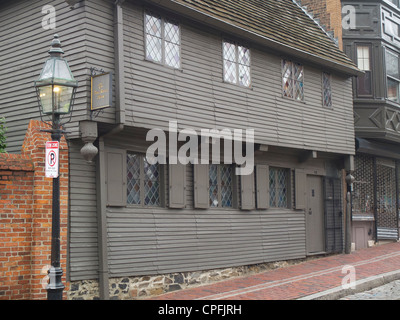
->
[38,86,53,114]
[39,60,55,81]
[54,59,74,81]
[54,85,73,114]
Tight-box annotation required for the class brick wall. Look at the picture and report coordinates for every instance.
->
[300,0,343,50]
[0,120,69,300]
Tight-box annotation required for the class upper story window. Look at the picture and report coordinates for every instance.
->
[223,41,251,87]
[356,45,372,97]
[209,164,233,208]
[145,12,181,69]
[127,153,161,206]
[386,48,400,103]
[282,60,304,101]
[322,72,332,107]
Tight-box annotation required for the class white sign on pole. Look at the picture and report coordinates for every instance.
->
[45,141,59,178]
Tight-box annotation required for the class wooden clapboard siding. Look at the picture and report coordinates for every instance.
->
[0,0,89,152]
[68,140,99,280]
[84,0,116,124]
[100,133,317,278]
[106,207,305,277]
[122,2,355,156]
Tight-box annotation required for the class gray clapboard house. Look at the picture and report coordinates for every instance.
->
[342,0,400,248]
[0,0,361,298]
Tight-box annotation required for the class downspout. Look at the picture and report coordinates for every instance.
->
[97,0,126,300]
[114,0,126,126]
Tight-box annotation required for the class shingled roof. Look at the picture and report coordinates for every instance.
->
[147,0,361,76]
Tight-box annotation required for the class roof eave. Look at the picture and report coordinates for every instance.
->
[144,0,362,77]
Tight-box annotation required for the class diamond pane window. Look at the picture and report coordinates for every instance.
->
[209,164,218,207]
[145,14,162,63]
[127,154,141,205]
[269,167,288,208]
[282,60,304,101]
[220,165,233,207]
[127,153,161,207]
[209,164,233,208]
[145,13,180,68]
[144,157,160,206]
[323,72,332,107]
[223,41,251,87]
[282,60,293,98]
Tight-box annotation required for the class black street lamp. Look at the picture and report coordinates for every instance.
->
[34,34,78,300]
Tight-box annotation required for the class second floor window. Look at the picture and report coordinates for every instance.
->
[145,12,180,69]
[223,41,251,87]
[282,60,304,101]
[386,48,400,103]
[356,45,372,96]
[322,72,332,107]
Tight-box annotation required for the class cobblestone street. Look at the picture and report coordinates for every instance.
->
[340,280,400,300]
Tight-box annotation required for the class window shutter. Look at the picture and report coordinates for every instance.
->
[169,163,186,208]
[240,172,255,210]
[106,148,127,206]
[194,164,209,209]
[295,169,307,210]
[256,165,269,209]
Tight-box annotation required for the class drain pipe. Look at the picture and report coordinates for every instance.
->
[114,0,126,125]
[97,0,126,300]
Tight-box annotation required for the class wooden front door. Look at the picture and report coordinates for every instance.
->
[306,175,325,254]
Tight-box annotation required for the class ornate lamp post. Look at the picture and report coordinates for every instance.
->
[34,34,78,300]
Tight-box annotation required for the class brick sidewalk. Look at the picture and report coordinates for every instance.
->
[150,242,400,300]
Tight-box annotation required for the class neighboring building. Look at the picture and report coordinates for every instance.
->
[0,0,360,299]
[341,0,400,247]
[300,0,400,250]
[300,0,345,49]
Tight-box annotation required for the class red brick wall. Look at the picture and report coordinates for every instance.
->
[0,120,69,300]
[300,0,343,50]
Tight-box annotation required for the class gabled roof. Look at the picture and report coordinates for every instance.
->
[146,0,361,76]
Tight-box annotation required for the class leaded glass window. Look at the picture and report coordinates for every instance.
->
[145,12,180,68]
[127,154,141,205]
[322,72,332,107]
[127,153,161,206]
[282,60,304,101]
[209,164,233,208]
[269,167,288,208]
[223,41,251,87]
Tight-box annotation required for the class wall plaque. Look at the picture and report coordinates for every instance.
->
[91,72,112,111]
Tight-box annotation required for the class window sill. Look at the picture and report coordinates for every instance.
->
[222,80,253,90]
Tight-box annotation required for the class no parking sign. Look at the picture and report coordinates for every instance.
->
[45,141,59,178]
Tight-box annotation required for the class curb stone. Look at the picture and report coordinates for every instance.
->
[297,270,400,300]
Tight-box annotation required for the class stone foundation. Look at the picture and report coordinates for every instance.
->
[68,258,313,300]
